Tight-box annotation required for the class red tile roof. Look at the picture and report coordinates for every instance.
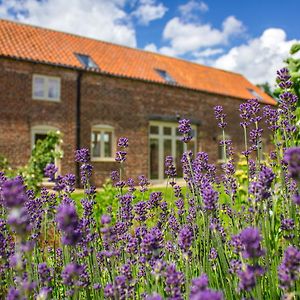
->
[0,19,276,105]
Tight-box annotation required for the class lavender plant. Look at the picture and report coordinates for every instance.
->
[0,68,300,299]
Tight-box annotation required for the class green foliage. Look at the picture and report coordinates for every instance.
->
[256,82,275,98]
[282,43,300,103]
[20,131,62,191]
[0,154,10,172]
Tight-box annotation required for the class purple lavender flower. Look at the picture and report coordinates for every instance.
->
[2,177,27,208]
[178,119,192,143]
[277,67,291,82]
[283,147,300,182]
[55,202,81,245]
[209,247,218,261]
[75,148,90,163]
[101,214,111,225]
[141,227,163,260]
[63,174,76,193]
[44,163,58,181]
[38,263,52,283]
[263,106,279,131]
[190,289,223,300]
[138,175,150,192]
[6,287,21,300]
[190,274,208,297]
[8,207,32,236]
[249,166,275,202]
[148,192,162,210]
[165,264,184,299]
[111,170,119,182]
[117,137,129,148]
[280,218,295,231]
[126,178,136,192]
[293,193,300,205]
[230,234,243,254]
[61,263,88,287]
[228,259,242,274]
[144,293,163,300]
[201,184,219,211]
[278,246,300,289]
[165,156,177,182]
[214,105,227,128]
[115,151,127,163]
[80,164,93,185]
[134,201,148,222]
[238,266,256,291]
[240,227,265,259]
[178,225,193,254]
[277,67,292,89]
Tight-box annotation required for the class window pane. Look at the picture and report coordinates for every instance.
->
[34,77,45,98]
[48,79,60,99]
[163,127,172,135]
[150,126,159,134]
[34,133,48,144]
[92,132,101,157]
[164,139,172,178]
[176,140,184,177]
[103,132,112,157]
[218,142,225,161]
[150,138,159,179]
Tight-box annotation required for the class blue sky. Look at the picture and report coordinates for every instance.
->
[0,0,299,85]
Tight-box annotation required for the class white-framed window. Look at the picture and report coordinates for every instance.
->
[149,121,197,180]
[32,75,61,101]
[217,135,230,163]
[31,125,62,175]
[91,125,115,161]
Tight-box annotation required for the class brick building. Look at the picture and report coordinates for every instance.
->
[0,19,276,185]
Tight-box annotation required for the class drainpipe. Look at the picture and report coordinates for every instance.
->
[76,71,82,187]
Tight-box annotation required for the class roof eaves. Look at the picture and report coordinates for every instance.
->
[0,54,277,105]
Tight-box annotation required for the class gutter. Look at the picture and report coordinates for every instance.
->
[76,71,82,187]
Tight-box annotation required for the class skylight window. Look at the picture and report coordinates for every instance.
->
[75,53,99,69]
[247,88,263,101]
[155,69,176,84]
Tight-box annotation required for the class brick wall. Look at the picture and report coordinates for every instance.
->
[0,58,273,186]
[0,58,76,175]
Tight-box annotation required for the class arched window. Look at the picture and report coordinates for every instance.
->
[91,125,115,161]
[31,125,61,173]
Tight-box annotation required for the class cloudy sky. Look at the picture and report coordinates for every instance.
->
[0,0,299,87]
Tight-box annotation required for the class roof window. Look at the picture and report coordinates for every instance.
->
[247,88,263,101]
[155,69,176,84]
[75,53,99,69]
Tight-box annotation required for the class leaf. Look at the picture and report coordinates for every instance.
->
[290,43,300,55]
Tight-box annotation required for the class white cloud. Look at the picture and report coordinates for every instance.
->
[132,0,167,25]
[144,43,158,52]
[214,28,300,85]
[160,15,244,56]
[0,0,137,47]
[193,48,224,58]
[179,0,209,20]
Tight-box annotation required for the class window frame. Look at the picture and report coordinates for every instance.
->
[91,125,115,162]
[149,121,197,181]
[32,74,61,102]
[217,134,230,163]
[31,125,62,176]
[75,53,99,69]
[155,69,176,84]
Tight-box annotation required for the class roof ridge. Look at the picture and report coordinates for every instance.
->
[0,18,243,78]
